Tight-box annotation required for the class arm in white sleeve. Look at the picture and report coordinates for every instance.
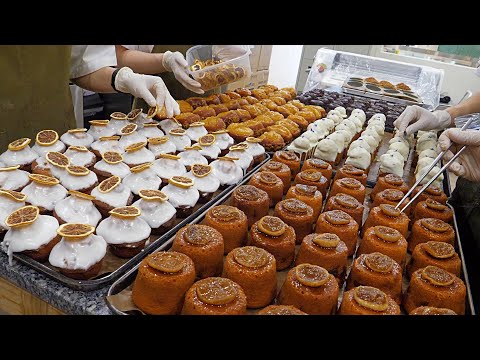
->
[115,45,167,74]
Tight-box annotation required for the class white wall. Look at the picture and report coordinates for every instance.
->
[268,45,303,88]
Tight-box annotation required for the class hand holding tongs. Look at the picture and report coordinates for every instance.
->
[395,114,478,213]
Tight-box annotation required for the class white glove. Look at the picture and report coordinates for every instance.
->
[212,45,250,61]
[393,105,451,136]
[162,51,204,94]
[115,67,180,118]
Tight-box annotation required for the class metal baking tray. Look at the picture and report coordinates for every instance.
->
[342,86,426,108]
[10,155,270,292]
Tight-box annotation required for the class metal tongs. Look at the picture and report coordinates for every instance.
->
[395,113,479,213]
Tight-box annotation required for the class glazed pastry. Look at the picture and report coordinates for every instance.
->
[232,185,269,228]
[409,306,457,315]
[204,94,221,105]
[372,189,410,215]
[274,199,315,244]
[410,185,448,214]
[107,112,129,135]
[151,154,187,185]
[1,205,60,263]
[407,241,461,278]
[248,171,283,207]
[413,198,453,224]
[257,305,307,315]
[286,184,323,220]
[357,226,408,270]
[49,223,107,280]
[137,121,164,139]
[301,159,333,182]
[235,109,253,121]
[243,137,266,165]
[257,131,285,152]
[408,218,455,253]
[325,193,364,226]
[249,216,296,270]
[278,119,301,138]
[363,204,410,239]
[22,174,67,214]
[122,142,155,167]
[259,161,291,193]
[185,97,207,109]
[167,128,191,153]
[315,210,359,256]
[91,176,133,217]
[330,178,366,204]
[272,151,300,180]
[147,137,177,159]
[295,233,348,284]
[90,136,123,158]
[129,189,175,235]
[87,120,116,141]
[404,266,466,315]
[132,251,195,315]
[173,112,203,128]
[202,116,226,133]
[212,130,234,156]
[161,176,199,218]
[159,118,182,134]
[333,165,367,186]
[193,106,216,119]
[0,190,26,238]
[178,145,208,170]
[198,134,221,162]
[53,190,101,226]
[185,164,220,203]
[60,128,94,148]
[184,122,207,142]
[345,146,371,171]
[59,165,98,193]
[313,138,338,166]
[181,277,247,315]
[267,125,292,143]
[209,104,229,115]
[122,163,161,195]
[32,130,66,157]
[338,286,401,315]
[0,165,30,192]
[371,174,409,200]
[217,110,240,126]
[64,146,96,168]
[172,224,224,278]
[294,169,329,199]
[277,264,339,315]
[0,138,37,171]
[210,157,243,188]
[96,206,151,258]
[93,151,130,180]
[243,120,266,138]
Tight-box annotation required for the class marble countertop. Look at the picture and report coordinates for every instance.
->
[0,252,113,315]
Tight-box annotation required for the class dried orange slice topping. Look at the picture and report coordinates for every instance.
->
[199,134,216,146]
[258,172,279,185]
[364,253,394,273]
[335,193,359,209]
[340,177,361,189]
[138,189,168,202]
[299,170,322,182]
[68,190,96,201]
[120,123,138,135]
[109,206,141,219]
[143,121,160,128]
[66,165,90,176]
[57,223,95,240]
[425,186,443,196]
[295,184,317,196]
[411,307,457,315]
[425,198,447,211]
[67,128,87,133]
[281,199,309,215]
[373,226,401,243]
[189,122,205,128]
[46,151,70,168]
[233,246,269,268]
[421,266,454,286]
[379,204,400,218]
[231,143,248,150]
[126,108,142,120]
[68,146,89,152]
[184,225,211,245]
[353,286,388,312]
[184,144,203,151]
[191,164,212,178]
[5,205,39,228]
[384,174,404,186]
[98,175,121,193]
[102,151,124,164]
[308,159,329,169]
[124,141,147,153]
[169,128,186,136]
[0,189,27,202]
[246,136,262,143]
[0,165,20,171]
[28,174,60,186]
[147,251,185,273]
[218,156,239,161]
[210,205,240,222]
[130,162,152,173]
[325,210,351,225]
[295,264,329,287]
[159,154,180,161]
[36,130,59,146]
[8,138,31,151]
[278,151,298,161]
[89,120,109,126]
[382,189,403,202]
[169,176,194,188]
[196,277,238,306]
[146,104,159,119]
[343,165,364,176]
[99,136,120,141]
[424,241,455,259]
[312,233,340,248]
[258,216,286,236]
[212,129,227,134]
[235,185,262,201]
[110,112,127,120]
[148,136,169,145]
[421,218,451,233]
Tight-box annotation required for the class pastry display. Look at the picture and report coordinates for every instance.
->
[96,205,151,258]
[122,142,155,167]
[185,163,220,203]
[0,189,26,238]
[132,189,176,235]
[295,233,348,284]
[38,151,69,179]
[272,151,300,180]
[93,151,130,181]
[49,223,107,280]
[409,306,457,315]
[137,121,164,139]
[210,157,243,188]
[91,176,133,217]
[363,204,410,239]
[32,130,66,157]
[315,210,359,256]
[198,134,221,162]
[60,128,94,148]
[117,124,147,151]
[167,128,191,153]
[243,137,266,165]
[274,199,315,244]
[90,136,123,158]
[0,165,30,192]
[231,185,269,228]
[107,112,129,135]
[338,286,401,315]
[293,169,329,199]
[257,130,285,152]
[174,112,202,128]
[325,193,364,226]
[412,198,453,224]
[277,264,339,315]
[329,177,366,204]
[158,118,182,134]
[22,174,67,214]
[257,305,307,315]
[408,218,454,253]
[259,161,291,193]
[248,172,283,207]
[63,146,96,168]
[87,120,116,141]
[122,163,161,196]
[53,190,102,226]
[132,251,195,315]
[371,174,409,200]
[404,266,466,315]
[0,138,38,171]
[410,185,448,213]
[152,154,187,185]
[286,184,323,220]
[147,136,177,158]
[407,241,461,278]
[161,176,199,218]
[60,165,98,193]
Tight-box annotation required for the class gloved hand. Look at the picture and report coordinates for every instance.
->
[212,45,250,61]
[438,128,480,182]
[162,51,204,94]
[115,67,180,118]
[393,105,452,136]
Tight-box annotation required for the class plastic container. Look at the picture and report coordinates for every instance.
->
[186,45,251,91]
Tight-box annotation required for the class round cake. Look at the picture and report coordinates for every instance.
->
[301,158,333,183]
[285,184,323,221]
[274,199,315,244]
[257,305,307,315]
[91,176,133,217]
[409,306,457,315]
[338,286,401,315]
[132,189,177,235]
[53,190,102,227]
[248,171,284,207]
[0,165,30,192]
[370,174,409,200]
[259,160,291,193]
[325,193,364,226]
[372,189,410,216]
[407,241,461,278]
[161,176,200,218]
[0,189,26,238]
[210,157,244,188]
[294,169,329,199]
[272,151,301,180]
[315,210,359,256]
[410,185,448,211]
[362,204,410,239]
[408,218,455,253]
[21,174,68,214]
[412,198,453,224]
[332,164,367,186]
[329,178,366,204]
[231,185,270,228]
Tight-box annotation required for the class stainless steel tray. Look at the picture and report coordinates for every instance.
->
[10,155,270,292]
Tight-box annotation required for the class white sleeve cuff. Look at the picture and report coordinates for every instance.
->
[70,45,117,79]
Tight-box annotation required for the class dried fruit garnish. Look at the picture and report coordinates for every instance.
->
[295,264,329,287]
[353,286,388,311]
[46,151,70,168]
[36,130,59,146]
[373,226,401,243]
[0,189,27,202]
[281,199,308,215]
[191,164,212,178]
[138,189,168,202]
[364,252,394,273]
[5,205,39,228]
[421,218,451,233]
[8,138,31,151]
[57,223,95,240]
[210,205,240,222]
[257,216,286,236]
[233,246,269,268]
[312,233,340,248]
[28,174,60,186]
[325,210,350,225]
[196,277,238,306]
[421,266,454,286]
[384,174,403,186]
[169,176,194,188]
[109,206,141,219]
[102,151,124,164]
[424,241,455,259]
[98,175,121,193]
[146,251,185,273]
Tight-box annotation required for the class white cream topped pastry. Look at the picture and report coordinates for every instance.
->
[348,114,364,132]
[122,146,155,166]
[287,136,312,155]
[244,138,266,158]
[91,182,132,209]
[389,136,409,148]
[167,129,192,152]
[132,191,176,229]
[64,147,96,167]
[326,132,346,153]
[366,123,385,136]
[308,122,329,138]
[118,132,148,151]
[328,109,342,118]
[327,113,343,125]
[334,106,348,118]
[336,130,353,148]
[416,139,437,154]
[54,193,102,226]
[21,176,67,211]
[185,122,208,142]
[148,137,177,158]
[161,176,200,209]
[351,109,366,123]
[0,143,38,168]
[60,166,98,191]
[416,165,444,187]
[302,130,323,144]
[386,149,406,164]
[322,117,335,131]
[371,113,386,122]
[87,121,116,140]
[152,155,187,180]
[419,148,438,160]
[379,153,404,177]
[417,131,437,143]
[0,191,26,230]
[212,131,234,150]
[185,164,220,195]
[198,143,221,160]
[389,141,410,161]
[341,119,358,135]
[91,137,124,155]
[358,135,378,150]
[60,129,94,148]
[96,212,151,245]
[362,128,382,144]
[123,165,161,195]
[159,118,181,134]
[349,138,372,154]
[94,159,131,179]
[226,148,254,172]
[107,113,129,135]
[0,167,30,191]
[345,147,371,170]
[335,123,355,140]
[210,158,243,186]
[178,147,208,168]
[314,138,338,162]
[416,157,436,174]
[137,123,164,139]
[130,112,150,128]
[32,140,66,157]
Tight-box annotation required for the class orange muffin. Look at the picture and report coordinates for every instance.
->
[222,246,277,309]
[181,277,247,315]
[209,104,229,115]
[193,106,216,120]
[295,233,348,284]
[363,204,410,239]
[372,189,410,216]
[203,116,226,133]
[228,125,254,143]
[294,170,329,199]
[329,178,366,204]
[286,184,323,220]
[301,158,333,182]
[338,286,401,315]
[404,266,466,315]
[131,251,195,315]
[217,110,240,127]
[203,205,248,255]
[325,193,364,226]
[315,210,359,256]
[371,174,409,200]
[333,164,367,186]
[231,185,270,228]
[258,131,285,152]
[259,161,291,193]
[409,306,457,315]
[407,241,461,278]
[248,171,284,207]
[410,185,448,211]
[277,264,339,315]
[272,151,301,180]
[235,109,252,122]
[412,198,453,224]
[346,252,403,304]
[274,199,315,244]
[258,305,307,315]
[249,216,296,270]
[172,225,224,279]
[357,226,408,269]
[408,218,455,253]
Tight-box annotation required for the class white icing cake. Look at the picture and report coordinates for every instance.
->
[60,171,98,191]
[159,119,181,134]
[0,169,30,191]
[358,135,378,150]
[132,198,176,229]
[334,106,348,118]
[287,137,311,155]
[0,197,26,229]
[0,147,37,167]
[178,150,208,168]
[199,144,221,160]
[148,140,177,157]
[210,159,243,186]
[349,138,372,154]
[96,216,151,245]
[60,132,94,147]
[345,147,371,170]
[185,125,208,142]
[123,168,161,195]
[389,142,410,161]
[91,139,124,155]
[167,133,191,152]
[417,131,437,143]
[314,138,338,162]
[371,113,386,122]
[87,125,116,140]
[137,126,164,139]
[245,142,265,158]
[118,133,148,151]
[185,171,220,194]
[161,183,199,208]
[419,148,438,160]
[348,115,363,132]
[327,132,346,153]
[362,128,382,144]
[416,139,437,154]
[335,130,352,148]
[32,141,66,157]
[151,158,187,180]
[213,132,234,150]
[122,148,155,166]
[416,157,435,174]
[54,195,102,226]
[91,182,131,208]
[327,113,343,125]
[340,119,357,134]
[386,149,406,164]
[226,149,253,172]
[21,182,67,211]
[380,153,404,177]
[351,109,366,123]
[108,119,130,135]
[64,148,96,167]
[93,160,131,178]
[321,118,335,131]
[335,123,355,140]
